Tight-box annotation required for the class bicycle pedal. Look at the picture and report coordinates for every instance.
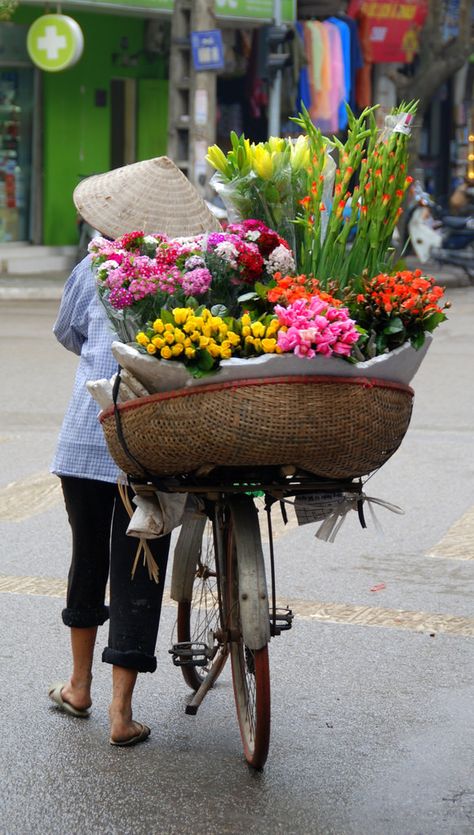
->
[269,607,294,636]
[169,641,210,667]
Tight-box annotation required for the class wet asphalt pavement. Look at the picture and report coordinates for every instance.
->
[0,287,473,834]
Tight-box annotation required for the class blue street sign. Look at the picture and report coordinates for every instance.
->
[191,29,225,71]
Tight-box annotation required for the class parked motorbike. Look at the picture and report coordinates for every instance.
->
[406,183,474,280]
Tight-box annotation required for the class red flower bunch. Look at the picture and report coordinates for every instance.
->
[115,230,147,249]
[227,219,290,257]
[266,272,342,308]
[235,240,264,284]
[352,268,449,353]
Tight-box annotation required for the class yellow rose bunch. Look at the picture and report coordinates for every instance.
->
[135,308,285,377]
[135,307,242,375]
[239,313,283,357]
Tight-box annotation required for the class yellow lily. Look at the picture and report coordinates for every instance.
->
[252,145,273,179]
[290,135,310,171]
[205,144,232,178]
[268,136,286,153]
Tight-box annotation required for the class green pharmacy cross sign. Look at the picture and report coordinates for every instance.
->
[27,14,84,72]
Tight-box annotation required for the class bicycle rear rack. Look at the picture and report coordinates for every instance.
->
[169,641,212,668]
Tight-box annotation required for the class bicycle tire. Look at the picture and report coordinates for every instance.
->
[227,497,271,769]
[176,510,226,692]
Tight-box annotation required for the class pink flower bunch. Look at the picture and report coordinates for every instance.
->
[88,224,299,321]
[181,267,212,296]
[275,297,359,358]
[89,237,124,260]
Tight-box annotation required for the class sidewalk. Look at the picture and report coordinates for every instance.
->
[0,271,70,301]
[0,258,470,302]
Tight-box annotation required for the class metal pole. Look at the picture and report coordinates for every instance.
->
[268,0,282,137]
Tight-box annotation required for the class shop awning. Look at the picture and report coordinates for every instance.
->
[21,0,296,23]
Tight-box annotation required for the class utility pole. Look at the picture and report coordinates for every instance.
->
[168,0,217,200]
[268,0,282,137]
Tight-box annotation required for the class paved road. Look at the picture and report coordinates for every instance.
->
[0,289,473,834]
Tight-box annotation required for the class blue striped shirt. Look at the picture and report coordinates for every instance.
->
[51,256,120,483]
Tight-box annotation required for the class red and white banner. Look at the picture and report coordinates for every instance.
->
[348,0,429,63]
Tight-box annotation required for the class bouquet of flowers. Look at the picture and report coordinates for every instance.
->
[251,268,449,362]
[206,131,335,255]
[89,221,294,342]
[207,102,417,285]
[89,102,449,383]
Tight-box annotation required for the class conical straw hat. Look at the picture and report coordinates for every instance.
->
[73,156,222,239]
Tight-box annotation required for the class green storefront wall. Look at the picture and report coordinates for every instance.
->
[12,6,168,245]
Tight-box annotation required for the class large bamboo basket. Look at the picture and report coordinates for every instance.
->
[100,375,414,481]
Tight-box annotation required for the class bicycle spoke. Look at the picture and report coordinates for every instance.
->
[176,515,226,691]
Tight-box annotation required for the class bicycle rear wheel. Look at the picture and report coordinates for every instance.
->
[226,497,271,769]
[175,510,226,692]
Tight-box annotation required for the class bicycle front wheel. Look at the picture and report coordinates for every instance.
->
[175,510,226,692]
[226,497,271,769]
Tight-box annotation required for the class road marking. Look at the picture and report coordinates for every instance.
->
[428,505,474,560]
[1,574,473,637]
[287,599,474,638]
[0,575,68,597]
[0,472,62,521]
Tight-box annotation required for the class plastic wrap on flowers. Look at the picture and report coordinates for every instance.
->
[210,167,297,253]
[97,291,150,343]
[104,334,431,402]
[319,152,336,240]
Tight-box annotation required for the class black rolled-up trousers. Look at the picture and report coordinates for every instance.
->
[60,476,170,673]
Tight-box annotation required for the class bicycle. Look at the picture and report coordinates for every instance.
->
[102,372,413,768]
[161,465,362,769]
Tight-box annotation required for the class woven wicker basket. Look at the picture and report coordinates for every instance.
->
[100,375,413,481]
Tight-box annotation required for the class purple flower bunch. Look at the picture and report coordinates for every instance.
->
[275,296,359,358]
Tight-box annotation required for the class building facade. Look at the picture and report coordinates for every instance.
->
[1,0,295,247]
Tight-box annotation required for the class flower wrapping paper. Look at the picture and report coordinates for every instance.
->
[109,334,432,401]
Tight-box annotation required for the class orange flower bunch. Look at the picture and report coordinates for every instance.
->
[352,268,449,354]
[266,272,342,308]
[361,269,445,317]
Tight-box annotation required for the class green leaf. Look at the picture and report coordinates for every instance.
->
[264,183,280,202]
[160,308,174,324]
[225,317,240,332]
[383,316,404,335]
[210,304,228,317]
[423,311,446,332]
[196,349,215,372]
[185,296,199,309]
[254,281,270,300]
[410,331,425,350]
[237,292,259,303]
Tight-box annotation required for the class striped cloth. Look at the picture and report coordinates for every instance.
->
[51,256,120,483]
